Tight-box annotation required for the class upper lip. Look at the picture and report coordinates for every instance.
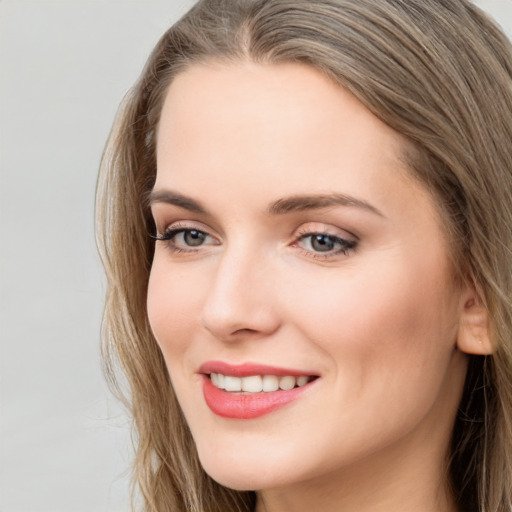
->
[198,360,318,377]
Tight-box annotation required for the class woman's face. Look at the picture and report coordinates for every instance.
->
[148,62,469,494]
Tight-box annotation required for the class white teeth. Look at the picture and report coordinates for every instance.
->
[297,376,309,387]
[224,376,242,392]
[210,373,313,393]
[242,375,263,392]
[262,375,279,392]
[279,376,295,390]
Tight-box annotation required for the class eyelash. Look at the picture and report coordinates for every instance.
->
[152,225,357,259]
[294,228,357,259]
[151,224,213,254]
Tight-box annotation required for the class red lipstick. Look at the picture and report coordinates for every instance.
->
[199,361,318,419]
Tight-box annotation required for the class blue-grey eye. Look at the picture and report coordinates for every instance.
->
[182,230,206,246]
[296,232,356,255]
[310,234,337,252]
[152,227,215,250]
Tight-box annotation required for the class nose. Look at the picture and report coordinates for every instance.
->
[199,247,281,342]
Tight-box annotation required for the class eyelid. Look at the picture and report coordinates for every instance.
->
[152,196,228,237]
[154,220,215,238]
[294,222,358,242]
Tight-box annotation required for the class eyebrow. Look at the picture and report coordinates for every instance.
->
[148,189,384,218]
[268,193,385,217]
[148,189,208,214]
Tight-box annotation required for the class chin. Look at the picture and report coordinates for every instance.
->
[200,462,282,491]
[204,471,262,491]
[195,439,303,491]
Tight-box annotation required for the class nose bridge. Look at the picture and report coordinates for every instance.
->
[200,240,279,340]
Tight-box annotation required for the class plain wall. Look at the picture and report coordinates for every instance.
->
[1,1,511,511]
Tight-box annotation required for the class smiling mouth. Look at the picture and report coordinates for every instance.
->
[199,361,319,418]
[201,372,319,419]
[209,373,316,393]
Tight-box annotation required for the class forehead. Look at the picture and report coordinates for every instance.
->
[156,61,410,195]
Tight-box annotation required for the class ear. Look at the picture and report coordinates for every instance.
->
[456,286,493,355]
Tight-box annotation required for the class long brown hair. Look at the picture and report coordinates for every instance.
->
[96,1,512,510]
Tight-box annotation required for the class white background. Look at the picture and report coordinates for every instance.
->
[1,1,511,511]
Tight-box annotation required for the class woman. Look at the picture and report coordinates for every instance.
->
[96,1,512,511]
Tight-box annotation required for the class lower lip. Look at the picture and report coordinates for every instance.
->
[202,376,314,419]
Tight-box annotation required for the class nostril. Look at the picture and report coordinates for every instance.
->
[200,306,281,341]
[232,327,258,335]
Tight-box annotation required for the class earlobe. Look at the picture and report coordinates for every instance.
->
[457,294,493,355]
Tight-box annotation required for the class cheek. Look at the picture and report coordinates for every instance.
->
[274,253,463,460]
[147,259,205,362]
[282,250,460,386]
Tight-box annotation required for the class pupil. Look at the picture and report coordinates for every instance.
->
[184,230,205,246]
[311,234,335,252]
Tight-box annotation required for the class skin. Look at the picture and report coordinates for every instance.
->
[147,61,483,512]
